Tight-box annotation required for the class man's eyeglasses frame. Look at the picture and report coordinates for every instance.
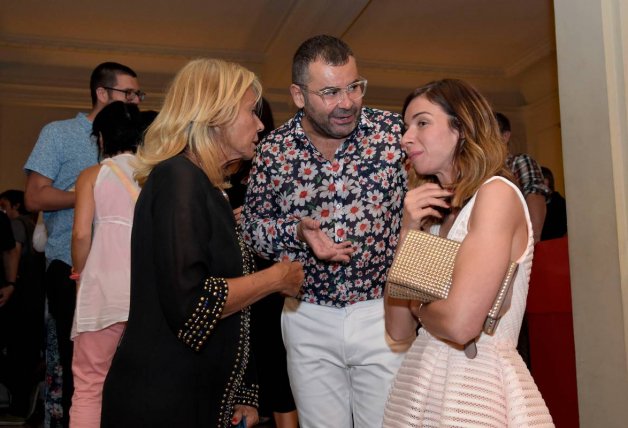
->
[295,79,368,107]
[102,86,146,102]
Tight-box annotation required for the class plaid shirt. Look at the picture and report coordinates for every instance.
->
[507,153,551,199]
[242,108,407,307]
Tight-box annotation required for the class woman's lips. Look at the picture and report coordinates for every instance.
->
[407,150,423,160]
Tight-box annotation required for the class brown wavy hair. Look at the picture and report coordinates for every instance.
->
[402,79,513,208]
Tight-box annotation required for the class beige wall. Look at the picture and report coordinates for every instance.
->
[517,55,565,193]
[523,94,564,193]
[0,104,82,191]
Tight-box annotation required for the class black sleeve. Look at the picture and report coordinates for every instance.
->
[149,159,232,352]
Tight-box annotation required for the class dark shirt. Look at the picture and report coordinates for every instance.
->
[0,211,16,283]
[242,107,407,307]
[541,191,567,240]
[0,211,14,252]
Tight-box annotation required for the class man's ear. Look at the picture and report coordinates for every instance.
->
[95,87,109,105]
[290,84,305,109]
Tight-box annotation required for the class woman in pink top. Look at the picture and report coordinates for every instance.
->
[69,101,144,428]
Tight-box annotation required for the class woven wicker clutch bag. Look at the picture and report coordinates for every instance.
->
[387,230,518,335]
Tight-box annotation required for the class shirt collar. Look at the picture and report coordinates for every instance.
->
[76,112,92,131]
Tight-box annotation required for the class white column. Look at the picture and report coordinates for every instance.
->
[554,0,628,426]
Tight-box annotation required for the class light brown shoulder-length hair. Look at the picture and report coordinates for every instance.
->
[134,58,262,187]
[402,78,513,208]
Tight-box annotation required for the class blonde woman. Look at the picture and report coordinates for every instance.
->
[383,79,553,427]
[101,59,304,428]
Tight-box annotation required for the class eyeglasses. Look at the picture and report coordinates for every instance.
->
[296,79,367,107]
[102,87,146,102]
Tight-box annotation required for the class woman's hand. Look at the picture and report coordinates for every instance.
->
[223,260,304,317]
[402,183,453,231]
[233,206,243,223]
[231,404,258,427]
[273,260,304,298]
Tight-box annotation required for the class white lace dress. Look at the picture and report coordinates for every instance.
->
[383,176,554,427]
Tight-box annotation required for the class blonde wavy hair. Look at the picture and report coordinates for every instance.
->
[402,79,513,208]
[134,58,262,187]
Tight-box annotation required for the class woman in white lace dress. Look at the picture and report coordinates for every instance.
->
[383,79,553,427]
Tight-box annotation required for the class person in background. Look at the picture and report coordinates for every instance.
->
[0,190,36,309]
[494,112,550,244]
[242,35,407,428]
[23,61,143,427]
[383,79,553,427]
[0,210,16,305]
[69,101,144,428]
[0,190,45,421]
[0,210,16,301]
[540,166,567,241]
[0,210,18,422]
[101,58,303,428]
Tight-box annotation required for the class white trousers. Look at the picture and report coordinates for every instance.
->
[281,298,406,428]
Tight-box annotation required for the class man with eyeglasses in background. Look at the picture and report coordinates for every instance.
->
[242,35,407,428]
[23,61,143,428]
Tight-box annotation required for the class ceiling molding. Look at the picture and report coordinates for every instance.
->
[0,33,265,64]
[0,82,163,110]
[0,82,89,109]
[358,59,504,79]
[521,90,560,111]
[504,39,555,77]
[360,40,554,81]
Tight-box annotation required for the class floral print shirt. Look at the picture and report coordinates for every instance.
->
[242,108,407,307]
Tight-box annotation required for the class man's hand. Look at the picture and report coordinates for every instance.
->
[297,217,355,263]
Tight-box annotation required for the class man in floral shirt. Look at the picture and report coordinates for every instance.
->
[242,35,407,428]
